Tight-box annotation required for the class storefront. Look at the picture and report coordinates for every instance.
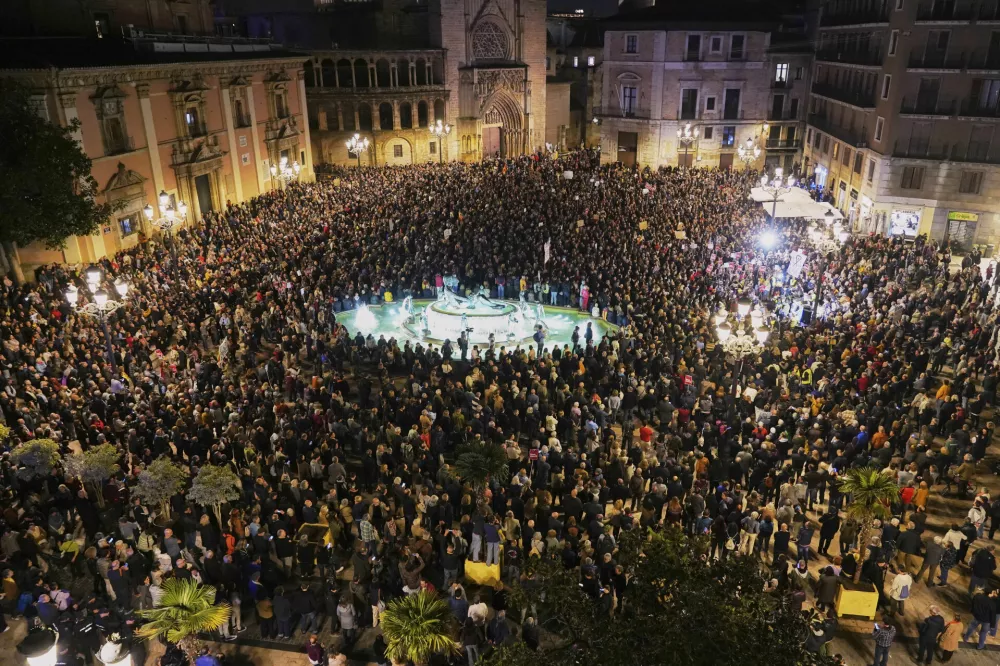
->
[889,208,921,239]
[945,211,979,252]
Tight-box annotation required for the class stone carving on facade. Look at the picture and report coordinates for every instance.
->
[471,21,511,61]
[102,162,146,204]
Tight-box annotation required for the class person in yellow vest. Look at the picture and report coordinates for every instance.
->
[801,365,813,389]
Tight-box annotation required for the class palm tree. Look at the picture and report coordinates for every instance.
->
[135,578,231,662]
[454,438,509,514]
[838,466,900,583]
[381,591,460,666]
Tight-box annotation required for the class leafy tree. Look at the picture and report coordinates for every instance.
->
[135,578,230,662]
[187,465,241,527]
[839,466,899,583]
[132,457,187,521]
[64,443,121,507]
[482,527,837,666]
[453,439,509,514]
[380,591,460,666]
[0,80,119,282]
[9,438,61,481]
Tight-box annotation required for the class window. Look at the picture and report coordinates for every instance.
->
[874,116,884,143]
[686,35,701,61]
[854,152,863,174]
[621,86,637,115]
[977,79,1000,110]
[625,34,638,54]
[868,159,876,183]
[393,144,404,158]
[832,142,840,160]
[711,36,722,53]
[119,215,137,237]
[789,98,799,118]
[573,56,579,67]
[703,127,714,140]
[775,63,789,83]
[275,92,288,119]
[813,131,821,149]
[723,88,740,119]
[681,89,698,120]
[960,170,984,194]
[807,128,812,144]
[896,0,903,9]
[185,107,202,136]
[94,12,110,39]
[889,31,899,56]
[430,141,437,154]
[722,126,736,146]
[730,35,745,60]
[901,165,924,189]
[705,96,716,111]
[842,146,852,167]
[176,14,188,34]
[881,75,891,100]
[938,31,950,50]
[822,136,830,153]
[795,66,803,80]
[588,56,595,67]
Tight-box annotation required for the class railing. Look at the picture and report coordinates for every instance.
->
[907,52,966,68]
[819,8,890,26]
[893,139,1000,163]
[808,113,869,147]
[959,101,1000,117]
[816,49,884,66]
[597,105,654,120]
[966,51,1000,69]
[106,136,136,156]
[772,79,791,89]
[915,3,974,21]
[811,82,876,107]
[765,138,802,149]
[900,97,958,115]
[768,110,800,121]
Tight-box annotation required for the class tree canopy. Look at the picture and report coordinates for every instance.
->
[484,527,837,666]
[9,438,61,481]
[133,457,187,519]
[0,79,115,258]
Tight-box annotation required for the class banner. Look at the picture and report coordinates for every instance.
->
[544,238,551,265]
[787,250,807,279]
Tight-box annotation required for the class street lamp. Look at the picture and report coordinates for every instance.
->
[808,214,848,321]
[714,297,771,396]
[96,634,133,666]
[429,120,451,164]
[676,123,699,169]
[143,190,188,251]
[346,133,370,168]
[759,167,796,221]
[270,156,301,187]
[65,267,130,372]
[737,136,761,170]
[18,625,58,666]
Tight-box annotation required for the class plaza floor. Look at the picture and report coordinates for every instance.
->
[335,299,615,352]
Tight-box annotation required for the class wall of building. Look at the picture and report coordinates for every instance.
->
[546,81,572,149]
[11,57,312,273]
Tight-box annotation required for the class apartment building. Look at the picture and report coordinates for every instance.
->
[598,4,809,170]
[804,0,1000,250]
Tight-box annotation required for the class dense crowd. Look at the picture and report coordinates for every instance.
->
[1,150,1000,666]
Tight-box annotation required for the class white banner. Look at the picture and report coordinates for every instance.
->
[787,250,807,279]
[544,238,551,265]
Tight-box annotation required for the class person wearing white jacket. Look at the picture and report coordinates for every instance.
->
[888,569,913,617]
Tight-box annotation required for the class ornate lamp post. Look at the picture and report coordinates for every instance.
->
[143,190,187,253]
[737,136,761,170]
[429,120,452,164]
[270,156,301,187]
[714,297,771,396]
[65,267,130,372]
[808,210,850,320]
[676,123,699,169]
[346,133,370,168]
[759,166,796,221]
[18,624,58,666]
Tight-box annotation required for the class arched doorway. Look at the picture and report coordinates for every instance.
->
[481,92,523,158]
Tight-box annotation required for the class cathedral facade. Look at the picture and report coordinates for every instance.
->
[304,0,548,165]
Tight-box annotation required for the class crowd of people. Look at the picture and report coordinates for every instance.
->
[2,149,1000,666]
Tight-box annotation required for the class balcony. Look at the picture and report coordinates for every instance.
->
[819,8,889,27]
[892,139,1000,163]
[815,49,884,67]
[765,138,802,150]
[808,113,868,147]
[105,136,136,156]
[768,110,801,121]
[597,105,653,120]
[893,139,950,159]
[772,79,791,89]
[915,3,974,22]
[907,52,966,69]
[966,51,1000,70]
[900,97,958,115]
[811,82,877,108]
[959,101,1000,118]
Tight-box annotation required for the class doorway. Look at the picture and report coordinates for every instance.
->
[195,174,214,216]
[618,131,638,166]
[483,127,501,158]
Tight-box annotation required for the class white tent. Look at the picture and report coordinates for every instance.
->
[753,187,843,220]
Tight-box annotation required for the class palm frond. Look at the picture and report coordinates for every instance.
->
[840,466,899,522]
[381,591,460,664]
[135,578,230,644]
[454,440,509,490]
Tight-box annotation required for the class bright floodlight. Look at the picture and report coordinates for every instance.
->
[65,286,79,306]
[760,230,778,249]
[736,297,752,317]
[716,322,732,342]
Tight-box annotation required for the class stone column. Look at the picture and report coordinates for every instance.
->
[337,103,345,132]
[245,84,266,196]
[219,83,245,202]
[392,101,400,130]
[315,60,323,88]
[297,72,315,179]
